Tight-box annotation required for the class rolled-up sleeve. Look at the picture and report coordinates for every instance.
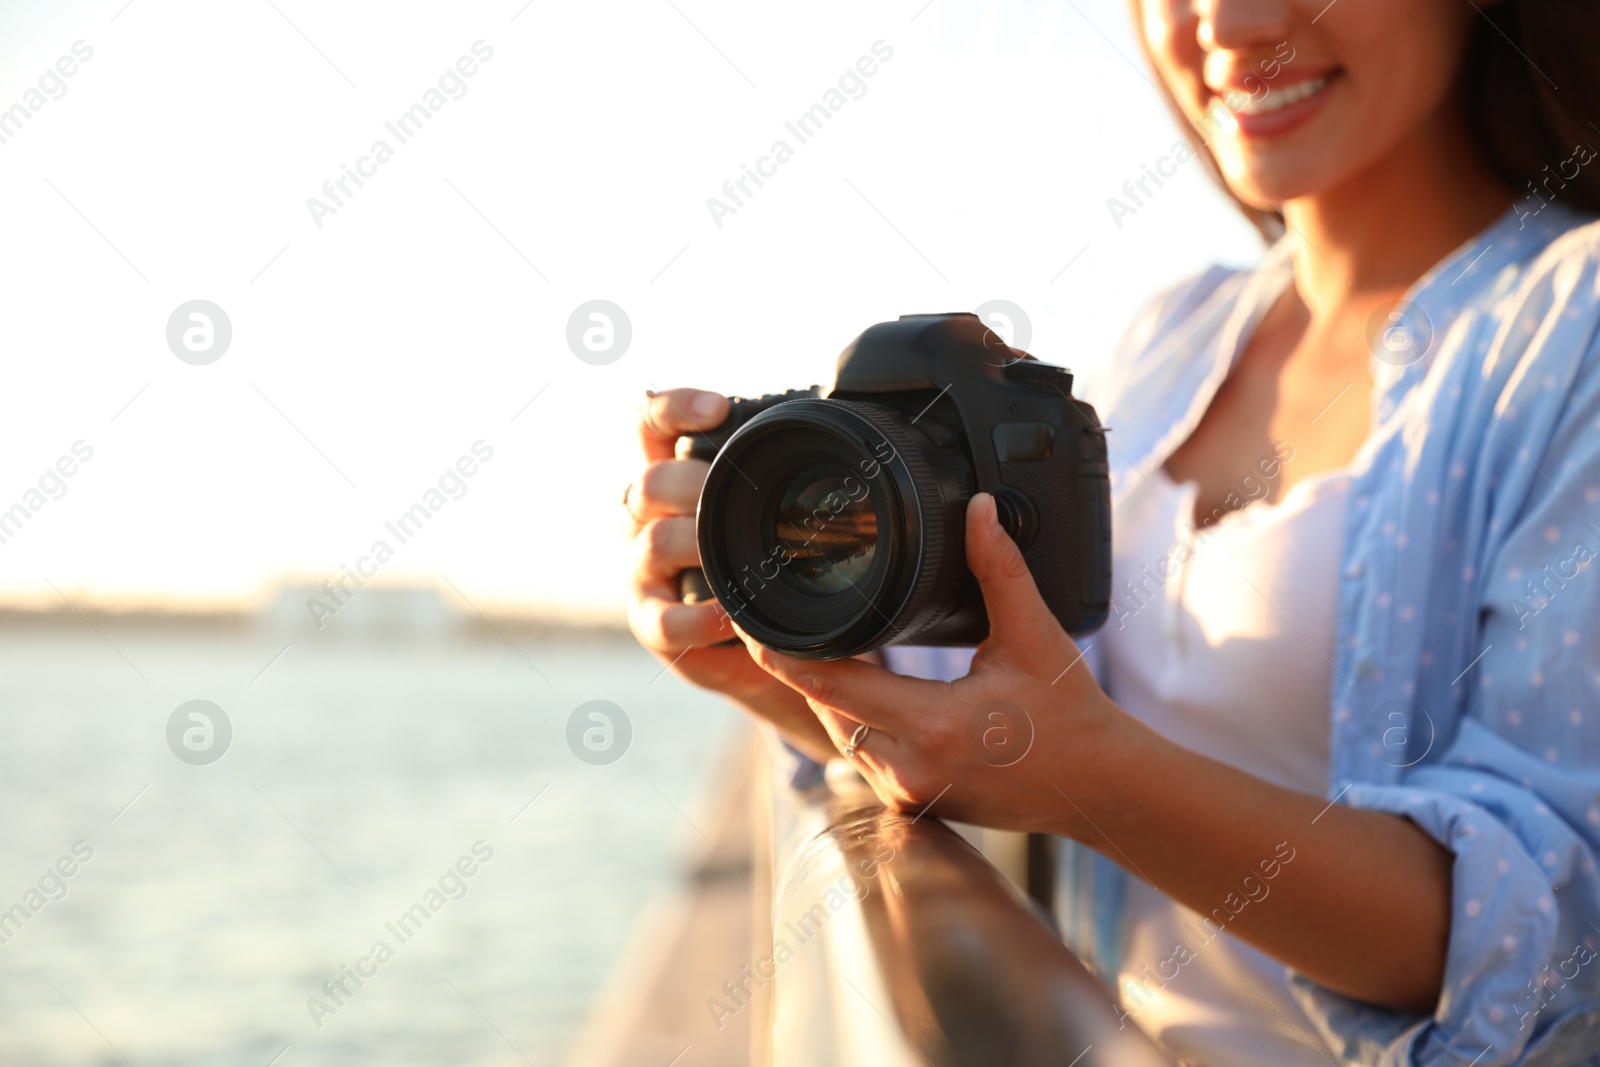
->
[1290,316,1600,1064]
[1291,759,1600,1065]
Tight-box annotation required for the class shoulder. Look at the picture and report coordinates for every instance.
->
[1081,261,1255,409]
[1488,212,1600,333]
[1420,210,1600,430]
[1113,262,1247,363]
[1459,214,1600,569]
[1128,263,1245,342]
[1473,213,1600,400]
[1529,211,1600,270]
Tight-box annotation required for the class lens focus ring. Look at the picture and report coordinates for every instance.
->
[826,400,962,642]
[696,397,972,659]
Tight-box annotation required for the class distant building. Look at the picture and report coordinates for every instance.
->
[260,583,461,639]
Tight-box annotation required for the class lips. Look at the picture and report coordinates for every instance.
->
[1228,74,1330,115]
[1206,70,1342,139]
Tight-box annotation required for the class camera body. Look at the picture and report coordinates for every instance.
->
[681,312,1111,659]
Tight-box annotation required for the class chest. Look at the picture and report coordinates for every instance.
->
[1164,304,1375,526]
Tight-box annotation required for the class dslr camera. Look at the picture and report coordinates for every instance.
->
[678,312,1111,661]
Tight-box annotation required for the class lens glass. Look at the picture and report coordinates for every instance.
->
[771,464,878,596]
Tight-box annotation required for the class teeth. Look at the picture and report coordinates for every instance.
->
[1222,75,1329,117]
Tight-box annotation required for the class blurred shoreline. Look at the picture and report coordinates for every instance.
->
[0,582,631,641]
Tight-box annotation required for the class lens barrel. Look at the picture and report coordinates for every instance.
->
[696,398,973,660]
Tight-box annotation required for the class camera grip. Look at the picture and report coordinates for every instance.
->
[679,567,714,604]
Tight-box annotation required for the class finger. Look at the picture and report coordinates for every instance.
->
[630,457,710,524]
[812,707,918,811]
[638,389,730,461]
[633,516,700,582]
[966,493,1070,663]
[811,707,856,753]
[629,590,734,653]
[736,626,943,735]
[813,706,901,755]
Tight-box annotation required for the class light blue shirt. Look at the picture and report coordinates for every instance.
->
[1063,202,1600,1066]
[786,202,1600,1064]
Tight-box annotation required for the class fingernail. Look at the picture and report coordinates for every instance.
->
[691,394,720,418]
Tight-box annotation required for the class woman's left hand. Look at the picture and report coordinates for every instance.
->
[739,491,1136,834]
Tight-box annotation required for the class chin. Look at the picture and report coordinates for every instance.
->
[1192,82,1371,211]
[1217,154,1333,210]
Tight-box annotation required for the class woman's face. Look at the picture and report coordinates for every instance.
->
[1140,0,1480,207]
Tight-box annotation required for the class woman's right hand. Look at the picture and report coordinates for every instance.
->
[626,388,838,764]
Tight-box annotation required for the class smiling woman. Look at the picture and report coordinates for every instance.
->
[627,2,1600,1065]
[1139,0,1600,238]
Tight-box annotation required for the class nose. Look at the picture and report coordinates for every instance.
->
[1195,0,1293,51]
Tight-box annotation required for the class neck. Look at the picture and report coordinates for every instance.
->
[1282,97,1514,324]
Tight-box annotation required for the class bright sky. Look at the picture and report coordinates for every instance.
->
[0,0,1261,621]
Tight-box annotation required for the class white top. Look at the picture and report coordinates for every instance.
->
[880,463,1350,1067]
[1099,464,1347,1067]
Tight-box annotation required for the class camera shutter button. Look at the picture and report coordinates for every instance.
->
[1002,360,1074,394]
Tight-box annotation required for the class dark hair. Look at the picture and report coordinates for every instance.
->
[1467,3,1600,217]
[1136,1,1600,241]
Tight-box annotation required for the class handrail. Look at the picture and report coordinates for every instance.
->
[761,768,1177,1067]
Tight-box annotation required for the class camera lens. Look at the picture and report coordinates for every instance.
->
[696,398,975,660]
[772,464,878,596]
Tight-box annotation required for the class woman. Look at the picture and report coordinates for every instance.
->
[625,1,1600,1063]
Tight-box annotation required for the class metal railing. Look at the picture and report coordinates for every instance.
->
[758,762,1177,1067]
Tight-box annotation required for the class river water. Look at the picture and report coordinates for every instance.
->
[0,624,737,1066]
